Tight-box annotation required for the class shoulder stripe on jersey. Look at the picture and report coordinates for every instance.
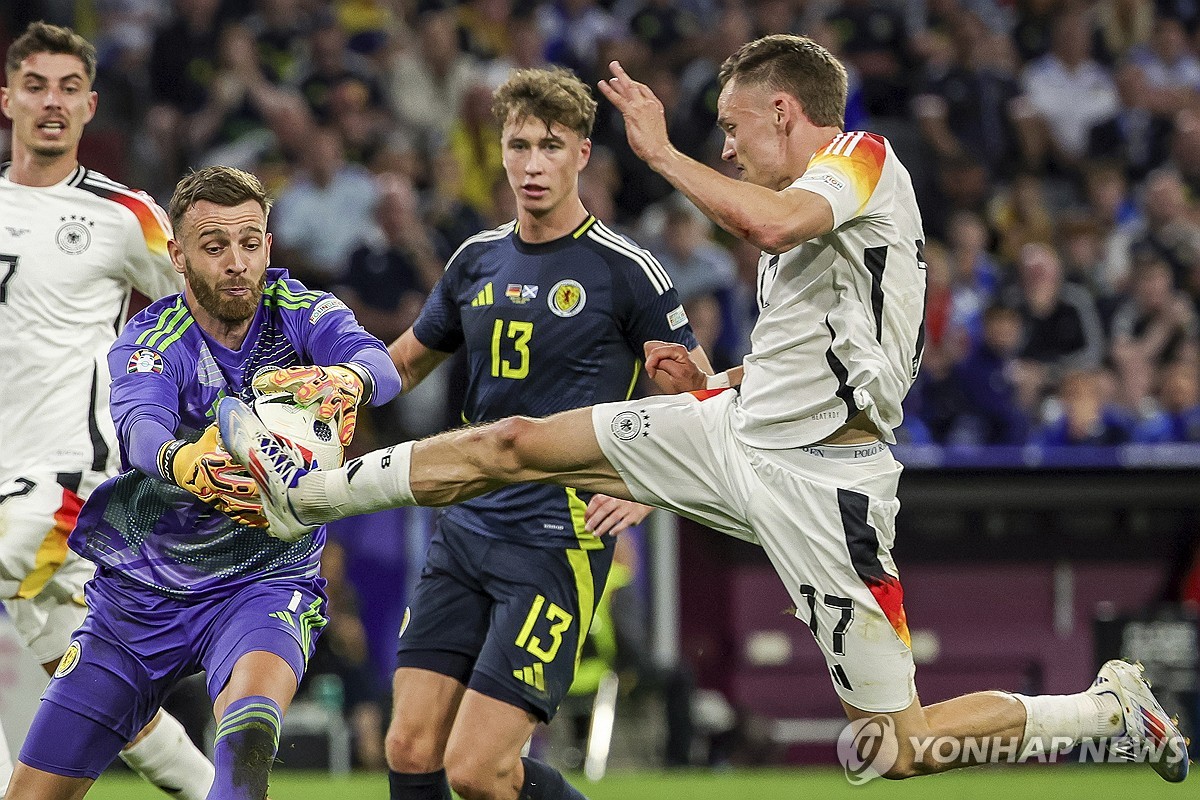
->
[587,222,673,295]
[445,222,515,271]
[265,279,323,309]
[77,171,171,256]
[137,299,193,350]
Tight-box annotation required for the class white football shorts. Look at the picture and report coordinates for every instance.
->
[592,389,916,713]
[0,471,99,663]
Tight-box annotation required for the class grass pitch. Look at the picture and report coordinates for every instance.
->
[84,765,1190,799]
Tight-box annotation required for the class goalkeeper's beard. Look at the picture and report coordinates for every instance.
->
[186,260,266,324]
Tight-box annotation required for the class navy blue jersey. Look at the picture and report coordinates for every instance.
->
[413,216,698,548]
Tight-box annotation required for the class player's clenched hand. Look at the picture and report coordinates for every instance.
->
[644,340,706,394]
[598,61,672,167]
[253,364,364,445]
[585,495,653,537]
[159,425,269,527]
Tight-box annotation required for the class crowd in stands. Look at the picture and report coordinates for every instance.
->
[6,0,1200,454]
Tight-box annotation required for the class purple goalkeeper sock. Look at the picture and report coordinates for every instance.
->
[208,695,282,800]
[519,757,587,800]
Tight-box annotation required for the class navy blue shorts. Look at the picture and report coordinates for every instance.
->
[397,518,613,722]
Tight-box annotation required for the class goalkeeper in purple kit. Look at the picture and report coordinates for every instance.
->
[5,165,400,800]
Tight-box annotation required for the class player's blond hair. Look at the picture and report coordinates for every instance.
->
[718,34,848,129]
[492,67,597,138]
[168,166,273,235]
[5,21,97,84]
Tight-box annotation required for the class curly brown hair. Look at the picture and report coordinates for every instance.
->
[5,21,96,84]
[718,34,848,129]
[168,165,272,236]
[492,66,597,138]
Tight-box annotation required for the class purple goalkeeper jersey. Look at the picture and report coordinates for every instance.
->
[70,269,400,599]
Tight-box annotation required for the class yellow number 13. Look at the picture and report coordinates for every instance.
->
[515,594,573,662]
[491,319,532,379]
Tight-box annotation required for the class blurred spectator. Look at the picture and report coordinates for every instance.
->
[424,148,490,257]
[339,175,444,346]
[913,12,1025,182]
[385,4,480,154]
[1011,0,1059,63]
[538,0,617,79]
[185,22,300,168]
[143,0,225,190]
[447,82,504,218]
[1131,167,1200,290]
[457,0,514,62]
[271,125,381,288]
[244,0,312,85]
[640,193,738,365]
[1086,60,1174,181]
[1036,368,1133,445]
[1057,213,1123,325]
[947,211,1002,347]
[988,170,1056,265]
[1017,8,1119,173]
[1129,14,1200,112]
[1111,247,1199,369]
[951,303,1033,444]
[673,5,755,161]
[825,0,914,118]
[1093,0,1157,64]
[626,0,703,70]
[1134,355,1200,441]
[478,10,551,89]
[333,0,397,55]
[1081,161,1142,294]
[1004,242,1106,396]
[296,11,387,133]
[1171,108,1200,197]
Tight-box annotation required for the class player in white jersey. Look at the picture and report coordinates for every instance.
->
[223,34,1188,784]
[0,22,215,798]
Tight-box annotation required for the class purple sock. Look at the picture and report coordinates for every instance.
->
[207,696,282,800]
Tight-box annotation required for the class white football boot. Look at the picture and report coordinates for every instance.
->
[1087,659,1189,782]
[218,397,317,543]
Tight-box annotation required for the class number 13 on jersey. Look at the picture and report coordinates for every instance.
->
[491,319,532,379]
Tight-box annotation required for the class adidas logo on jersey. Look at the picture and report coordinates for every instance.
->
[471,282,494,307]
[513,663,546,691]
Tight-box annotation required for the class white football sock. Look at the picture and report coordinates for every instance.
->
[297,440,415,522]
[0,716,12,797]
[1013,692,1123,752]
[120,710,215,800]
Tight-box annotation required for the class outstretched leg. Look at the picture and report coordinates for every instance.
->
[843,661,1186,782]
[220,399,631,539]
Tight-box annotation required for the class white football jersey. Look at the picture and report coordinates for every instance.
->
[731,132,927,449]
[0,164,181,477]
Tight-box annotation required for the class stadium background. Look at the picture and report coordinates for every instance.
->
[2,0,1200,795]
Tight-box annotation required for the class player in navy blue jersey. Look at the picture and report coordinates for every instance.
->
[333,67,707,800]
[6,165,401,800]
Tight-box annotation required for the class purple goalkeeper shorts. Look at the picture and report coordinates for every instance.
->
[22,566,327,776]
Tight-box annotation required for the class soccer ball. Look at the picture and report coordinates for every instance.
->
[252,393,344,470]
